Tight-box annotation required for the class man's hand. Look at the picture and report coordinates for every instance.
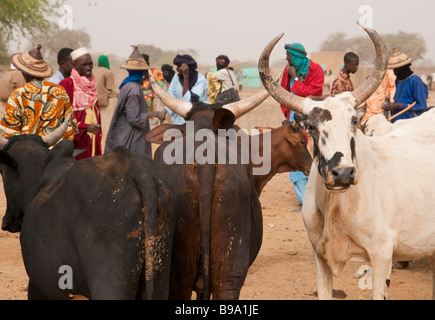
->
[286,63,297,79]
[86,123,101,134]
[180,63,189,77]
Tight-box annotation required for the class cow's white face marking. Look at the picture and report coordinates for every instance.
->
[296,93,365,191]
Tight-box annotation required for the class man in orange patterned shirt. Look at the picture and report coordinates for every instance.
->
[330,52,359,95]
[0,45,77,140]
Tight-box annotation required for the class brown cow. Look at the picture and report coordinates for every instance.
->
[146,76,270,300]
[235,120,312,196]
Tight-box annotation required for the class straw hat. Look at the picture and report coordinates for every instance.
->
[388,48,412,69]
[10,44,53,78]
[120,46,150,70]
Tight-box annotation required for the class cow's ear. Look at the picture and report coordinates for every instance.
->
[49,140,74,158]
[293,112,309,131]
[145,124,183,144]
[213,108,235,130]
[0,151,17,169]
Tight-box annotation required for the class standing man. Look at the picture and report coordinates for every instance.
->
[60,47,102,160]
[330,52,359,95]
[0,45,77,140]
[383,48,428,123]
[206,54,239,104]
[280,42,324,212]
[93,54,118,149]
[161,64,175,87]
[362,69,396,122]
[166,54,209,124]
[104,46,165,156]
[48,47,74,85]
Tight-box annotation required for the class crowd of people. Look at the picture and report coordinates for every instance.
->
[0,42,430,226]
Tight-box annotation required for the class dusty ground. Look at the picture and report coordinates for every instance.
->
[0,87,434,300]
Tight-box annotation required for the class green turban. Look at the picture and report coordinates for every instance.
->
[285,43,309,78]
[98,55,110,70]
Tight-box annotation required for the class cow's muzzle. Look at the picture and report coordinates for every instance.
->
[325,166,357,191]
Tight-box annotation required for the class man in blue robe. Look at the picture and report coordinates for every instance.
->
[383,48,428,122]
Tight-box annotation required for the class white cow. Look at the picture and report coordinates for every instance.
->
[362,108,435,137]
[259,23,435,300]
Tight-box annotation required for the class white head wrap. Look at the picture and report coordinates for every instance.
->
[71,47,90,61]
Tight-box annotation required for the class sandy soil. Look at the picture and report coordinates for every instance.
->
[0,88,434,300]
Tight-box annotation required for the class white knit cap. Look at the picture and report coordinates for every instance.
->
[71,47,90,61]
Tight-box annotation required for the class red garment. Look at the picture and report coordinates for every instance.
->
[59,77,102,160]
[280,60,324,118]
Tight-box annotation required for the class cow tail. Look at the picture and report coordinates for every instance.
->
[197,163,215,300]
[134,173,157,300]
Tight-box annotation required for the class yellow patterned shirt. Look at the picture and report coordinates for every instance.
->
[0,80,78,140]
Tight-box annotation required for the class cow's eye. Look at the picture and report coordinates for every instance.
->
[351,117,359,126]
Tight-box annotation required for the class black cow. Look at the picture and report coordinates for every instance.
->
[0,123,176,300]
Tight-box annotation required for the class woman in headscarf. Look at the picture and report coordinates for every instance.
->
[166,54,209,124]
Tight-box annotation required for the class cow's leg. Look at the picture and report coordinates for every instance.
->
[369,252,392,300]
[428,254,435,300]
[312,250,333,299]
[27,279,45,300]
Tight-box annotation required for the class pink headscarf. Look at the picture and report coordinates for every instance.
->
[70,68,98,111]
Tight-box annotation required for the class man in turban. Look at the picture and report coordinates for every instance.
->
[280,42,324,212]
[206,54,239,104]
[60,47,102,160]
[382,48,428,123]
[166,54,209,124]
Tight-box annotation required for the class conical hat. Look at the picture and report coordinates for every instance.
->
[120,46,150,70]
[10,44,53,78]
[388,48,412,69]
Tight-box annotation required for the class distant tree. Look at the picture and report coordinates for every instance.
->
[319,32,351,52]
[31,24,91,65]
[319,30,427,66]
[0,0,63,66]
[137,44,200,66]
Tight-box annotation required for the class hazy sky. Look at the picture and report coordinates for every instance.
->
[56,0,434,66]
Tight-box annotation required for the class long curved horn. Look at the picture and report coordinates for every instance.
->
[223,89,269,119]
[351,22,389,106]
[149,70,192,118]
[258,33,311,116]
[42,113,72,147]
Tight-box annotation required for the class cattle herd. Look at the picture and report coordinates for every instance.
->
[0,23,434,300]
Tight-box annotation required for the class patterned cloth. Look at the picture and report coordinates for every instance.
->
[70,68,98,111]
[330,70,354,95]
[0,80,77,140]
[142,67,165,112]
[59,76,102,160]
